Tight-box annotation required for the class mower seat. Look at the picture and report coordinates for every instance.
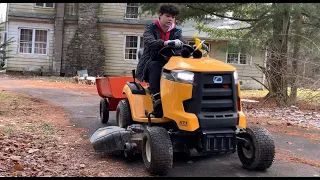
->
[138,49,144,60]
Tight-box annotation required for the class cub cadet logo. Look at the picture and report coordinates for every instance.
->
[213,76,223,83]
[179,121,187,126]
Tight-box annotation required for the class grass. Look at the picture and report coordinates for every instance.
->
[0,91,23,104]
[0,91,13,101]
[241,89,269,98]
[241,88,320,105]
[39,123,55,136]
[2,124,14,136]
[0,91,57,137]
[4,71,74,83]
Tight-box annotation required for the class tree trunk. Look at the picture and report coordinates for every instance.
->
[265,3,291,106]
[290,8,302,105]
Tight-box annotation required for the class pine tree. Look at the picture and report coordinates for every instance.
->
[140,3,320,106]
[0,26,13,69]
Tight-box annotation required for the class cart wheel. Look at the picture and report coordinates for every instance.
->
[100,98,109,124]
[142,126,173,176]
[116,99,132,128]
[237,126,275,170]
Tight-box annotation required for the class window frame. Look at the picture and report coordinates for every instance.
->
[34,3,55,8]
[124,3,140,19]
[225,49,252,65]
[123,35,144,61]
[18,28,49,56]
[0,31,7,44]
[66,3,78,16]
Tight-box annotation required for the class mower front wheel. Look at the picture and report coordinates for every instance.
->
[142,126,173,176]
[237,126,275,170]
[116,99,133,128]
[100,98,109,124]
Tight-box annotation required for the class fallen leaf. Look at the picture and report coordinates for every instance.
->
[10,172,17,177]
[13,162,24,171]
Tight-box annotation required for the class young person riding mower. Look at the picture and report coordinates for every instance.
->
[90,4,275,176]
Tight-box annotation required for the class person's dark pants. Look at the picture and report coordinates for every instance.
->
[146,60,166,96]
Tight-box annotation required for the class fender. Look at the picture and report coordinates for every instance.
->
[122,84,170,123]
[126,82,146,95]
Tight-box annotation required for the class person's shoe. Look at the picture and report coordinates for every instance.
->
[151,93,163,118]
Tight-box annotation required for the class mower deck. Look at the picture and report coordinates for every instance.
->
[90,123,240,156]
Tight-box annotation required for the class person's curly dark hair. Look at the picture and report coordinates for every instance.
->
[159,4,180,17]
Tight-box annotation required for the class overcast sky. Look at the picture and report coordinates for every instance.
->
[0,3,7,22]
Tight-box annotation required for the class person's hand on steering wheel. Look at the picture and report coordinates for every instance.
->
[164,39,183,48]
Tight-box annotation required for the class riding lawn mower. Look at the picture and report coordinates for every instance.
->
[90,38,275,176]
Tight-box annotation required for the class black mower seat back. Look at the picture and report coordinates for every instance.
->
[138,49,144,60]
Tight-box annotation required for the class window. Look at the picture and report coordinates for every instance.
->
[19,28,48,55]
[0,32,7,44]
[226,51,251,65]
[0,31,7,66]
[124,35,144,60]
[66,3,78,16]
[35,3,54,8]
[125,3,139,19]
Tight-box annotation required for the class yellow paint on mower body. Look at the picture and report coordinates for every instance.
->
[122,55,246,131]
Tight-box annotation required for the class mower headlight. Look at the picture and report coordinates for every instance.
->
[162,70,194,84]
[233,70,239,83]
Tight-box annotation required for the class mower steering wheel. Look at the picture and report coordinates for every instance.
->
[158,44,194,61]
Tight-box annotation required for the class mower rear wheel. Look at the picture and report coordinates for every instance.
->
[100,98,109,124]
[142,126,173,176]
[116,99,132,128]
[237,126,275,170]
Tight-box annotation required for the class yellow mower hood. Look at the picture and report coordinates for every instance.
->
[164,56,237,72]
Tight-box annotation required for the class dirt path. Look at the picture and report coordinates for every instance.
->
[0,75,320,177]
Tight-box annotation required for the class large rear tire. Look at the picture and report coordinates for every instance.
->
[142,126,173,176]
[237,126,275,170]
[100,98,109,124]
[116,99,133,128]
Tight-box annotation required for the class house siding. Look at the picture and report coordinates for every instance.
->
[8,3,55,15]
[6,20,54,72]
[99,25,144,76]
[211,41,265,90]
[5,3,264,90]
[98,3,156,20]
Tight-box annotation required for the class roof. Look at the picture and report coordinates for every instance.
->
[180,18,250,40]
